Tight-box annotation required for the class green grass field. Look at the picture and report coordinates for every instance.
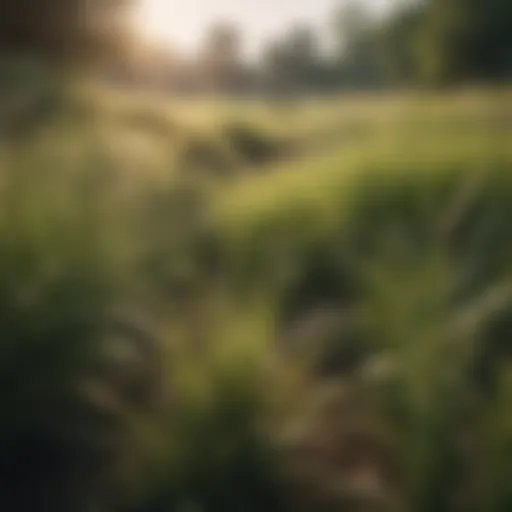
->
[1,77,512,511]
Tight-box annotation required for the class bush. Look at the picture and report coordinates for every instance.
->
[0,147,160,511]
[223,121,288,166]
[177,132,240,178]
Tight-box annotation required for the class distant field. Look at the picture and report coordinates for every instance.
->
[68,85,512,182]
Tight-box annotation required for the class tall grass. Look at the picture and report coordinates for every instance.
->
[0,72,512,511]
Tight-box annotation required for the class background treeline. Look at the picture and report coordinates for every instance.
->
[1,0,511,92]
[107,0,512,94]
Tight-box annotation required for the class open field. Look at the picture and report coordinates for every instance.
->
[1,81,512,511]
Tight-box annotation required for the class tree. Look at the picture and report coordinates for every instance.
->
[261,25,326,95]
[381,2,426,85]
[0,0,132,63]
[331,1,386,89]
[412,0,512,84]
[199,22,246,94]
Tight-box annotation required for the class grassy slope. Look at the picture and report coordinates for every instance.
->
[2,77,512,510]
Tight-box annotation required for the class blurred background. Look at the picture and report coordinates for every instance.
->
[0,0,511,511]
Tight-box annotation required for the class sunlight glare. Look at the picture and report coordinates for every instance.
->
[137,0,177,45]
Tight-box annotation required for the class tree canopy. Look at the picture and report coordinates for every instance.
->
[0,0,132,63]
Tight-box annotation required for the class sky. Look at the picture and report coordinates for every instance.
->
[136,0,392,56]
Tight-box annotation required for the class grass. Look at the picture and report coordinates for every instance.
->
[1,67,512,511]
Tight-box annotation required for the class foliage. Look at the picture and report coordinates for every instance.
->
[1,74,512,512]
[0,0,132,63]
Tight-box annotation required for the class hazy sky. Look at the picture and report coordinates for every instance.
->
[137,0,391,55]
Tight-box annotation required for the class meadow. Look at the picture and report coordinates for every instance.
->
[1,71,512,511]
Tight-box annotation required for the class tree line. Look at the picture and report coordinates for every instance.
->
[1,0,511,92]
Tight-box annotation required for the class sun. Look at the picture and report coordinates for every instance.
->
[136,0,176,45]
